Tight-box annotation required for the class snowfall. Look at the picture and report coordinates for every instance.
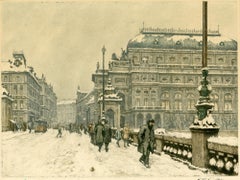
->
[1,129,235,180]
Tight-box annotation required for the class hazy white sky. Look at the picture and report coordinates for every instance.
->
[0,0,238,100]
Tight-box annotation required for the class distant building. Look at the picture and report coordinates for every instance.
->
[57,99,76,127]
[1,87,14,131]
[92,28,237,130]
[76,86,95,126]
[38,74,57,127]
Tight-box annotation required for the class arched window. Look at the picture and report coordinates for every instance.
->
[187,93,195,110]
[210,94,219,111]
[106,109,115,127]
[174,93,182,110]
[154,114,161,128]
[161,92,169,110]
[224,93,232,111]
[146,113,152,121]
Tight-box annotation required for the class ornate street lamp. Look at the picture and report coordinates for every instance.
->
[102,46,106,120]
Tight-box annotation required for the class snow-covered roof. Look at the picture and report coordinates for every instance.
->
[1,61,41,87]
[128,31,237,51]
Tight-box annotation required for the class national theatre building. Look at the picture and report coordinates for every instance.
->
[92,28,237,130]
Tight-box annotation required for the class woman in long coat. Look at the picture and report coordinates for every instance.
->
[94,121,105,152]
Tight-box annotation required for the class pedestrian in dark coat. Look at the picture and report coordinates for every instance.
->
[56,126,62,138]
[88,123,95,144]
[103,120,112,152]
[94,120,105,152]
[138,119,155,168]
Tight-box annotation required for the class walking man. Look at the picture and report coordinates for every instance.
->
[103,120,112,152]
[56,126,62,138]
[138,119,155,168]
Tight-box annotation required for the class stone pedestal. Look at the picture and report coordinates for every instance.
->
[190,126,219,168]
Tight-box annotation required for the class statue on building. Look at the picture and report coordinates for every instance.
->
[120,48,128,61]
[112,53,119,60]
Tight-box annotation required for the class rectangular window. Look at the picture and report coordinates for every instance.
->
[144,98,148,106]
[136,99,140,106]
[20,100,23,109]
[151,99,156,106]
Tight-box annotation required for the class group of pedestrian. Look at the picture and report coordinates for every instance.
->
[114,125,131,148]
[56,115,156,168]
[94,117,112,152]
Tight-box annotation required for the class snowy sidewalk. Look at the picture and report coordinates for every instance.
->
[1,129,219,178]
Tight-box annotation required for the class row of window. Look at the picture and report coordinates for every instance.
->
[131,55,236,66]
[132,74,234,85]
[134,98,233,111]
[3,75,24,82]
[13,100,41,112]
[134,92,233,100]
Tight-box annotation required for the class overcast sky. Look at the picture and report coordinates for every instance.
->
[0,0,238,100]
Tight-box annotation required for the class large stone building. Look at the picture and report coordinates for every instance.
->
[92,28,237,130]
[1,52,41,128]
[1,51,57,129]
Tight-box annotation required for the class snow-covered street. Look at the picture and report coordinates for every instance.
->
[1,129,219,178]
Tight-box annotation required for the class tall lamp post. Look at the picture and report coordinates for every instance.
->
[102,46,106,119]
[190,1,219,169]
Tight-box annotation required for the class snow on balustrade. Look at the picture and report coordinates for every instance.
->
[208,136,238,147]
[165,132,191,139]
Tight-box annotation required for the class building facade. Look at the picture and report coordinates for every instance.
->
[76,86,95,126]
[57,100,76,127]
[38,74,57,127]
[1,52,57,129]
[1,87,14,131]
[1,53,41,128]
[92,28,238,130]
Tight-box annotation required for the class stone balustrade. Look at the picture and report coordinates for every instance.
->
[130,131,238,175]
